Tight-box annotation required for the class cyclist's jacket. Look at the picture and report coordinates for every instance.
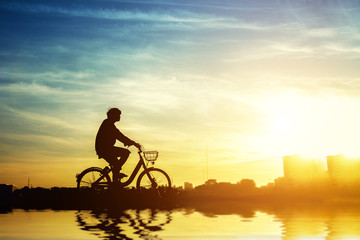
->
[95,119,135,158]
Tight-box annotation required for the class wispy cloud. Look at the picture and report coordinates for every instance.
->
[324,44,360,55]
[270,44,314,54]
[5,105,76,130]
[306,28,338,38]
[1,2,223,23]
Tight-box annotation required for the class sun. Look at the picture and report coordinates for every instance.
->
[263,100,306,156]
[251,92,360,158]
[271,111,296,139]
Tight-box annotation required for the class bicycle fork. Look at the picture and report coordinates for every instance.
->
[145,171,163,199]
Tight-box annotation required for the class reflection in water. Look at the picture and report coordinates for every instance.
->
[74,202,360,239]
[76,209,172,239]
[0,204,359,239]
[327,214,360,240]
[269,204,360,240]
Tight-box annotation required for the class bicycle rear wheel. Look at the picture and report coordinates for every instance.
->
[77,168,111,190]
[136,168,171,190]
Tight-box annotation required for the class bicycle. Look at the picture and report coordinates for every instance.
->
[76,146,171,190]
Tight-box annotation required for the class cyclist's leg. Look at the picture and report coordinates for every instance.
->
[103,155,121,182]
[113,147,131,167]
[104,147,130,182]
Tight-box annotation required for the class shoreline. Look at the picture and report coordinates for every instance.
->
[1,187,359,212]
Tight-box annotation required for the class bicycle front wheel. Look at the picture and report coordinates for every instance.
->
[77,168,111,190]
[136,168,171,190]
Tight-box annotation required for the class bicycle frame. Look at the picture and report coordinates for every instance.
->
[94,150,153,188]
[118,150,149,187]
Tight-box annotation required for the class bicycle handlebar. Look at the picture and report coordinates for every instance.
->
[135,143,144,153]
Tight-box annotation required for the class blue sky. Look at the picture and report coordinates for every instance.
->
[1,0,360,187]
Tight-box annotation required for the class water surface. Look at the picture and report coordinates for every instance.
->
[1,203,359,239]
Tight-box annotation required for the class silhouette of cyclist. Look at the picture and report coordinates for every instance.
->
[95,108,140,182]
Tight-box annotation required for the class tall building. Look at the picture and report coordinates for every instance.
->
[327,154,360,186]
[283,155,327,185]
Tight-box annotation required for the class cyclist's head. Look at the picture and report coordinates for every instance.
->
[107,108,121,121]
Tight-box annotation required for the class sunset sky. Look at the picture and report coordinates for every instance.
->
[1,0,360,188]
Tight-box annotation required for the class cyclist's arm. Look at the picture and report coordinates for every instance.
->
[115,129,139,147]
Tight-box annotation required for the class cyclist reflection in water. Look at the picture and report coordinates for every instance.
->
[95,108,140,183]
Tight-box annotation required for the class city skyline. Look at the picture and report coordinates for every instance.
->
[4,153,360,189]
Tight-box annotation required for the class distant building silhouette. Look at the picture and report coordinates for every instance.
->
[327,154,360,186]
[283,155,327,186]
[281,154,360,187]
[0,184,13,192]
[0,184,14,205]
[184,182,193,190]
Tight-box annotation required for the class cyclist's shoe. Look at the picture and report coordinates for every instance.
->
[119,173,128,179]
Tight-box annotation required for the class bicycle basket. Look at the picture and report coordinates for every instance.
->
[144,151,158,161]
